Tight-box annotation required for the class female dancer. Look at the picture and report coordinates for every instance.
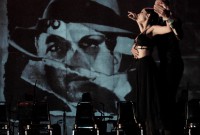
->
[128,8,172,135]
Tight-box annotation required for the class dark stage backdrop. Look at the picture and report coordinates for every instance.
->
[0,0,200,134]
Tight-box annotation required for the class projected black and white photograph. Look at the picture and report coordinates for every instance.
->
[0,0,200,135]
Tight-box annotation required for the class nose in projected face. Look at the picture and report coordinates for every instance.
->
[36,20,122,76]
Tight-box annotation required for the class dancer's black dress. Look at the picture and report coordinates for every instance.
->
[134,33,161,135]
[155,18,184,133]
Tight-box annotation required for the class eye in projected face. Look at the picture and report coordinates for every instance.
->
[79,35,105,49]
[45,35,71,59]
[78,35,106,56]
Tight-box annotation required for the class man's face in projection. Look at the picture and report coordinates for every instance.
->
[35,20,123,104]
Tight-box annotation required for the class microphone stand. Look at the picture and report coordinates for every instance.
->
[63,106,67,135]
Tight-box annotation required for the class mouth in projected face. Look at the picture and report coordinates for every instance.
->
[43,60,105,102]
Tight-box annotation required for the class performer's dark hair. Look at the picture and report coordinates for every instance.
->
[145,8,159,26]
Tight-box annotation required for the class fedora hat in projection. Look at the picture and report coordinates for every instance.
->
[9,0,135,59]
